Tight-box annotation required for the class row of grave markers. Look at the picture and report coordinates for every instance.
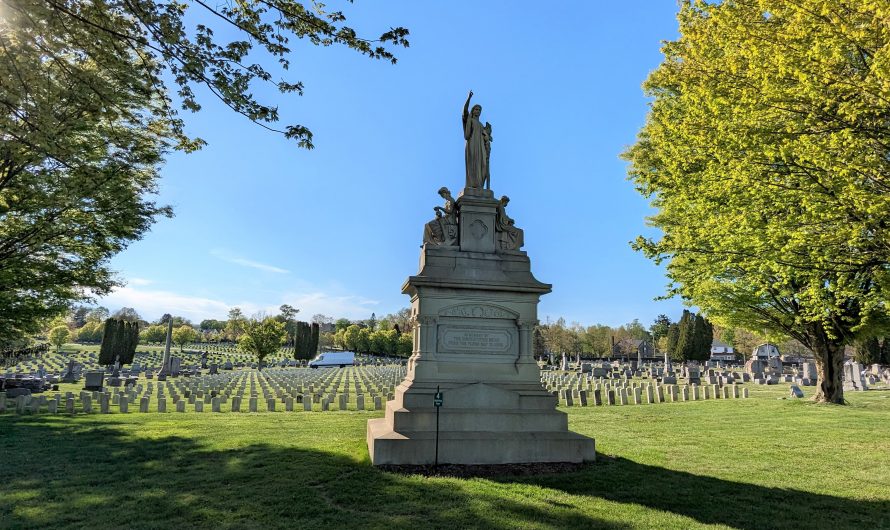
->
[555,381,748,407]
[1,368,756,415]
[0,366,405,414]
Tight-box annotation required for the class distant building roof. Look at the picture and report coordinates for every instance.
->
[710,340,734,353]
[752,343,781,358]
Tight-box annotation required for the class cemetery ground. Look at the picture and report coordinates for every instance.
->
[1,380,889,529]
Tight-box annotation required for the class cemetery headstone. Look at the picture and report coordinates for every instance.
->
[84,370,104,391]
[843,363,868,391]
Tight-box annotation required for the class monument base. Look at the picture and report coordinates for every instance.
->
[367,382,595,465]
[368,418,595,465]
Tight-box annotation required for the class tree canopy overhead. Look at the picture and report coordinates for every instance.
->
[624,0,890,403]
[0,3,173,346]
[22,0,409,150]
[0,1,407,348]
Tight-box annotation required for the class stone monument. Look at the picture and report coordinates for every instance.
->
[61,360,80,384]
[157,317,174,381]
[367,93,596,465]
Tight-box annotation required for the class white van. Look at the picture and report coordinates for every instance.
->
[308,351,355,368]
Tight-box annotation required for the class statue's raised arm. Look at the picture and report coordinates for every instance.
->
[462,90,473,139]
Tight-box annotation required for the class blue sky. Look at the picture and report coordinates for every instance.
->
[99,1,687,327]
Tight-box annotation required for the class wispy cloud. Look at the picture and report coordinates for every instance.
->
[99,284,381,322]
[210,249,289,274]
[100,286,233,322]
[127,277,153,286]
[280,291,380,320]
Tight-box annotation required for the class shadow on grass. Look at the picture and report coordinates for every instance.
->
[0,418,626,530]
[2,418,887,530]
[514,455,890,530]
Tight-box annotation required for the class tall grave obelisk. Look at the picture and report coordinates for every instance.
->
[367,92,595,465]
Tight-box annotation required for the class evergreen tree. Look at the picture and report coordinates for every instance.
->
[675,310,695,361]
[666,323,680,361]
[704,318,714,360]
[691,313,713,361]
[649,315,672,344]
[533,327,546,358]
[293,321,313,360]
[310,323,320,358]
[99,318,139,365]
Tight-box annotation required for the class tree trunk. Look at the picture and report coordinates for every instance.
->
[811,333,845,404]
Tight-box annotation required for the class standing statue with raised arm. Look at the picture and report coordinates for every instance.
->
[463,90,492,190]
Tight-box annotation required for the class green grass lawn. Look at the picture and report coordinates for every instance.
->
[1,389,889,529]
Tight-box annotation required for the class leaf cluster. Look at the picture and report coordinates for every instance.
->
[33,0,409,149]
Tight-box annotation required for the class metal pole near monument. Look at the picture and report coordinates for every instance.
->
[434,386,443,467]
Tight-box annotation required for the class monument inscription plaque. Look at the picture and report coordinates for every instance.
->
[439,327,513,354]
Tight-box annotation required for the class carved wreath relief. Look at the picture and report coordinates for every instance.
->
[469,219,488,240]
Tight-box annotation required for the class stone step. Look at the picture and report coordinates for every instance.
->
[367,417,595,465]
[386,403,569,432]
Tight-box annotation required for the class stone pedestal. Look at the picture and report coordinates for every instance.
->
[368,188,595,465]
[456,193,498,253]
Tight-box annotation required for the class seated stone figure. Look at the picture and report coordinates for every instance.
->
[495,195,524,250]
[423,209,446,244]
[422,187,458,246]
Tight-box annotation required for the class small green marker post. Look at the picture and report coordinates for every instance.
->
[434,386,443,467]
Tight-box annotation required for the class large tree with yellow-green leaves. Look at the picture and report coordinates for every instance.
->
[624,0,890,403]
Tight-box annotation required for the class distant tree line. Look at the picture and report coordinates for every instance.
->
[536,312,715,363]
[54,305,417,362]
[332,323,412,358]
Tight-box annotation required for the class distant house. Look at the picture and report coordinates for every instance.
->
[710,340,736,362]
[613,339,653,359]
[752,343,781,360]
